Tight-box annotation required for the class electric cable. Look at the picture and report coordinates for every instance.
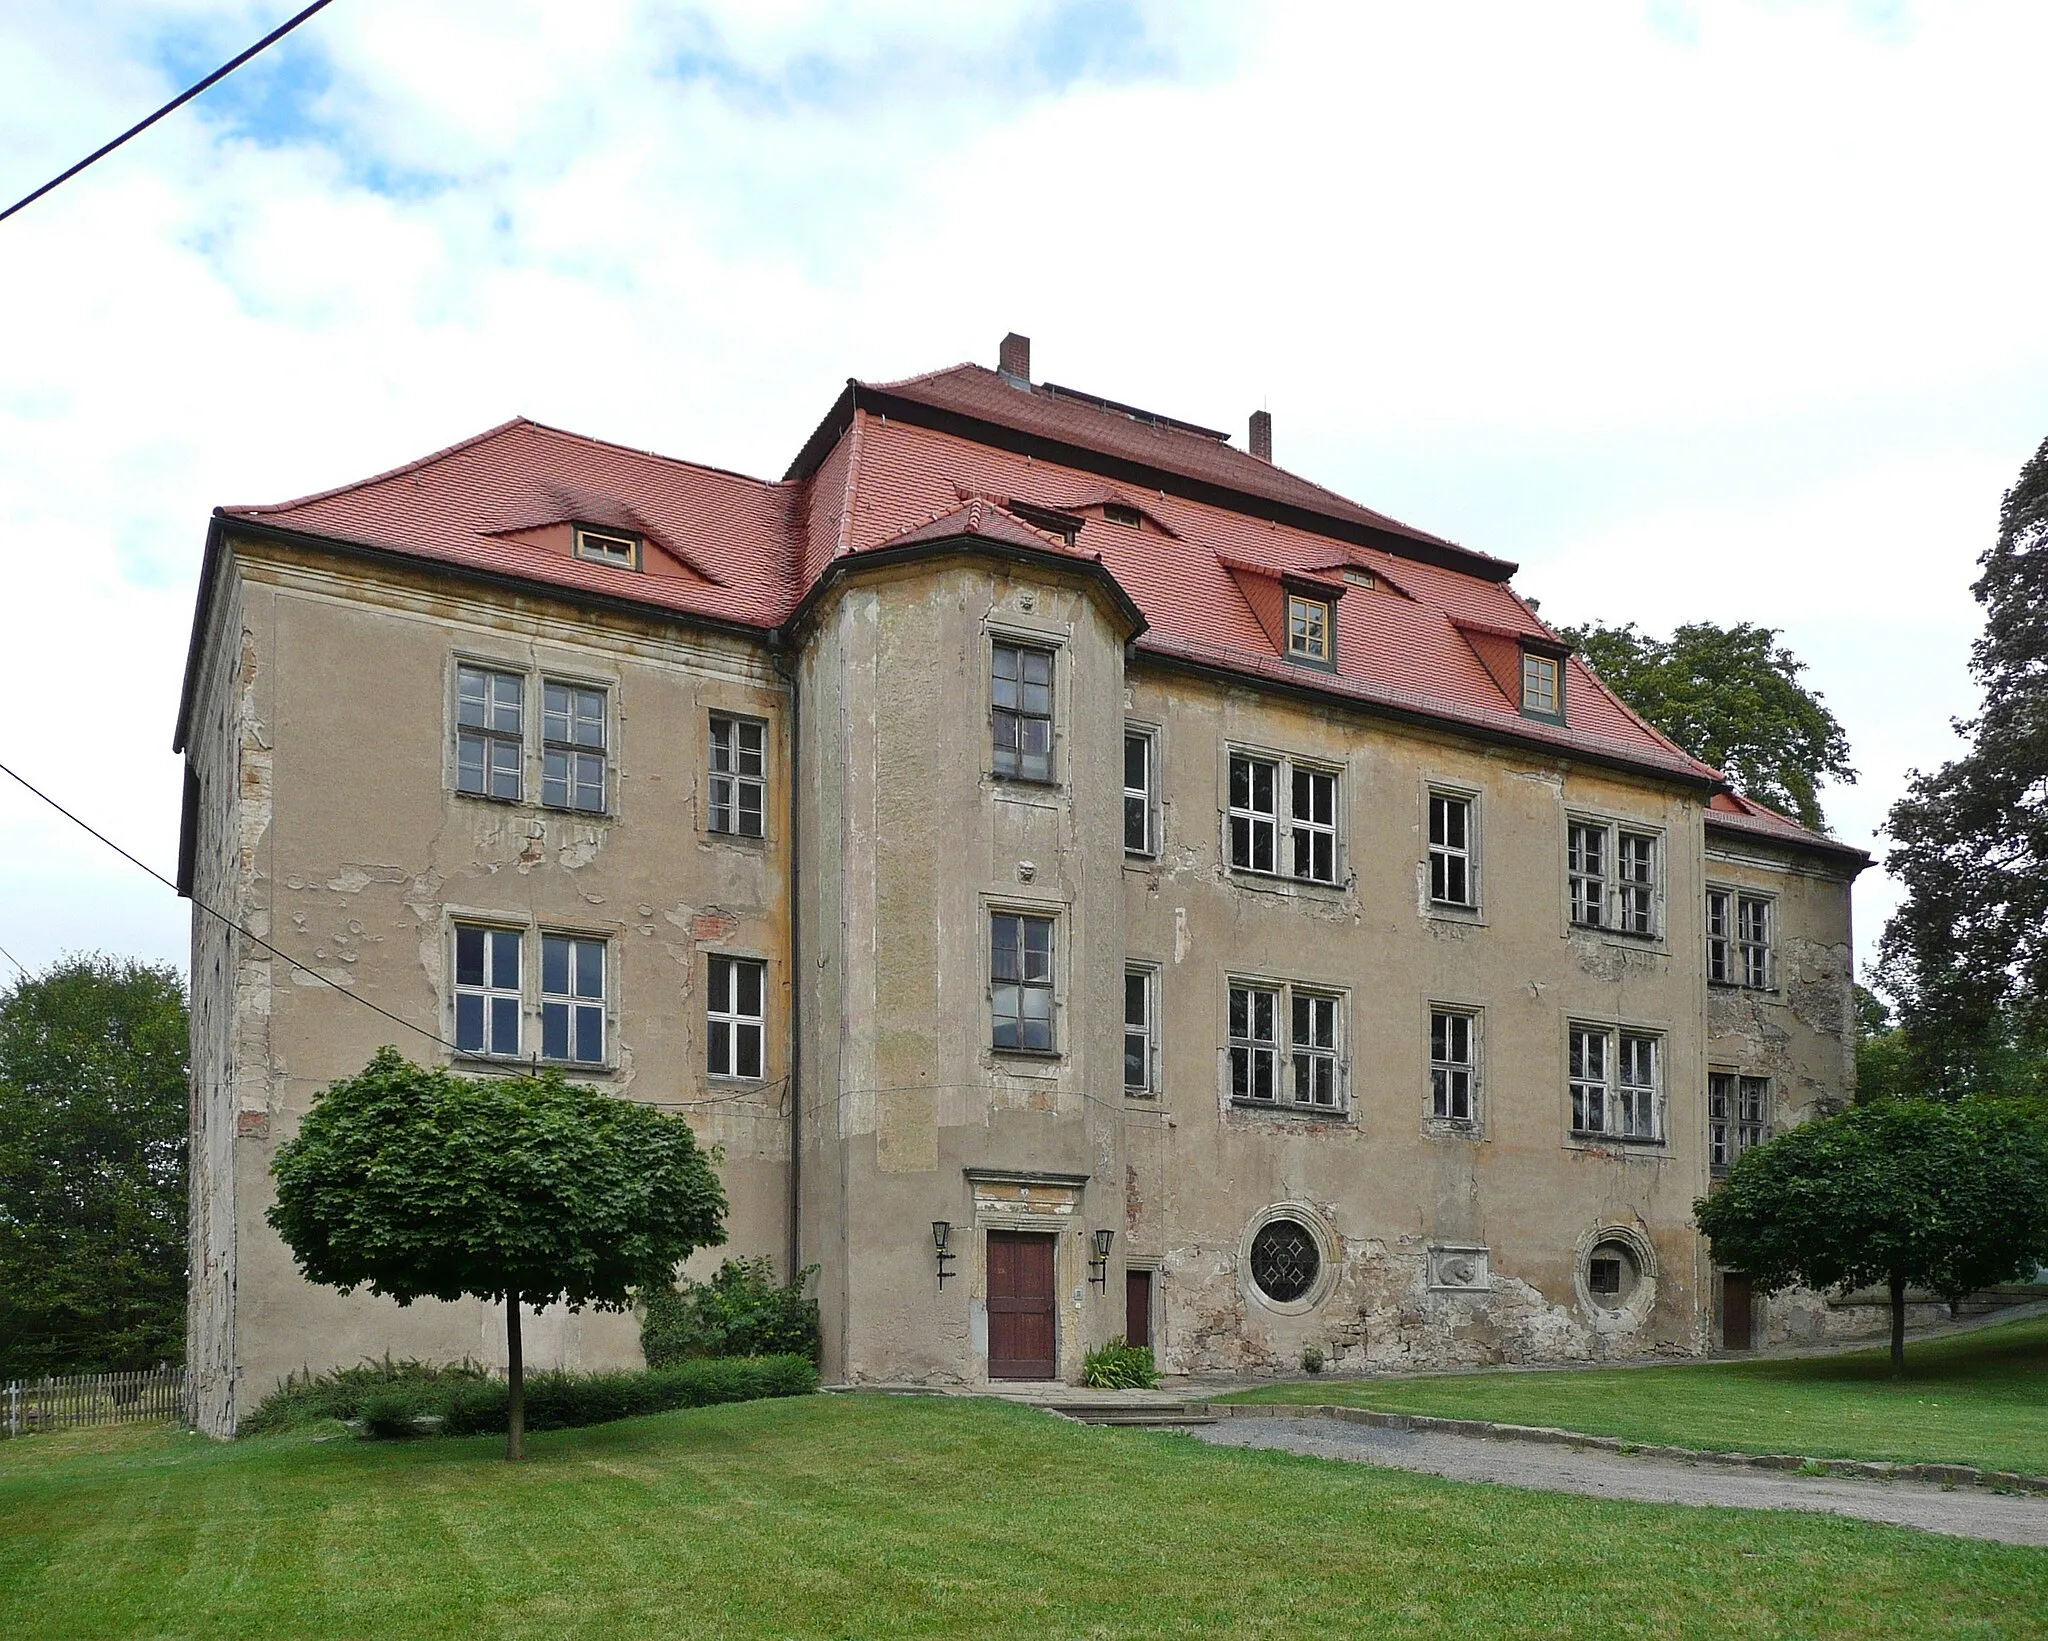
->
[0,937,28,978]
[1,0,340,227]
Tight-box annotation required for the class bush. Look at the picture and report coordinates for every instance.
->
[241,1356,491,1435]
[358,1384,436,1439]
[640,1257,820,1367]
[1300,1345,1325,1375]
[1083,1338,1160,1390]
[438,1355,819,1435]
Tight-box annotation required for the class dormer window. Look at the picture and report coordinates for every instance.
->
[1101,503,1143,528]
[1287,595,1332,664]
[1522,651,1561,719]
[574,526,640,570]
[1342,568,1378,591]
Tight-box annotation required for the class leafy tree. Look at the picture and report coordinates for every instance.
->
[0,955,188,1378]
[1695,1099,2048,1372]
[268,1048,726,1459]
[1560,620,1854,831]
[1853,984,1915,1105]
[1878,436,2048,1096]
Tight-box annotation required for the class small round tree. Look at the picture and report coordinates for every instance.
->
[1694,1099,2048,1374]
[268,1048,727,1458]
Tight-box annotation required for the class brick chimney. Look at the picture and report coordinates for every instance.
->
[998,332,1031,385]
[1249,409,1273,463]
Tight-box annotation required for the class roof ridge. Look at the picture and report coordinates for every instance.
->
[513,417,787,491]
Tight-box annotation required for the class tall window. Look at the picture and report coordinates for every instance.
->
[709,714,767,838]
[455,665,523,801]
[1124,729,1156,855]
[542,681,607,812]
[992,641,1054,781]
[1430,1008,1477,1122]
[1709,1071,1769,1171]
[1230,752,1340,884]
[1124,967,1156,1096]
[1570,1024,1662,1141]
[706,955,765,1080]
[991,913,1055,1052]
[1570,818,1660,935]
[541,934,606,1065]
[1287,595,1332,663]
[1706,890,1733,983]
[1429,791,1474,908]
[1522,652,1560,717]
[1708,890,1772,987]
[454,925,522,1057]
[1232,980,1343,1111]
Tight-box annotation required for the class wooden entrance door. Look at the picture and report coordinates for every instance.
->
[1125,1269,1153,1349]
[987,1231,1057,1380]
[1722,1274,1754,1351]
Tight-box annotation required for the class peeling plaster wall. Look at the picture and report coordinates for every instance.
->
[190,541,794,1425]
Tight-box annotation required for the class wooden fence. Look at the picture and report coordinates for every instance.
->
[2,1367,185,1436]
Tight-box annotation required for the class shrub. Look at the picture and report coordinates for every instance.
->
[358,1384,435,1439]
[640,1257,820,1367]
[1083,1338,1160,1390]
[1300,1345,1325,1375]
[241,1356,491,1435]
[438,1355,819,1435]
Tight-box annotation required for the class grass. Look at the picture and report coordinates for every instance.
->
[1,1396,2045,1639]
[1221,1314,2048,1475]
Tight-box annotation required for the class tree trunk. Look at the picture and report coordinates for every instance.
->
[1889,1270,1907,1377]
[506,1290,525,1462]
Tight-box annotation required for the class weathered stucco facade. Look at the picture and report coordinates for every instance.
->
[178,339,1864,1432]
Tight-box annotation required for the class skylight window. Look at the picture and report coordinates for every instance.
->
[574,526,640,570]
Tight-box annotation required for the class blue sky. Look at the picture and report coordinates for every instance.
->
[0,0,2043,985]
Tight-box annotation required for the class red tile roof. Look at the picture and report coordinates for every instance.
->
[1706,791,1870,866]
[182,360,1753,802]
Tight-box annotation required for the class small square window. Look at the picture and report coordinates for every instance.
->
[1287,596,1332,663]
[575,527,639,569]
[1589,1257,1622,1295]
[1522,652,1561,717]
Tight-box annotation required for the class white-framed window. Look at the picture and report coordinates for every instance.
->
[1124,726,1157,856]
[1429,789,1476,909]
[541,933,607,1065]
[1569,817,1661,936]
[1430,1007,1478,1123]
[1124,966,1157,1096]
[1570,1023,1662,1141]
[1522,651,1561,717]
[542,681,608,812]
[453,924,523,1057]
[1287,595,1333,664]
[455,664,524,801]
[1230,979,1344,1111]
[990,911,1056,1053]
[1706,889,1733,983]
[574,526,639,569]
[1229,751,1340,884]
[991,640,1054,782]
[706,954,765,1080]
[1709,1071,1769,1171]
[708,713,767,838]
[1707,889,1773,987]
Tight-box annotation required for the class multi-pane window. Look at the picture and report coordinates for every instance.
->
[456,665,524,801]
[1570,1024,1662,1141]
[1230,753,1339,884]
[992,641,1054,781]
[1569,818,1660,935]
[706,954,765,1080]
[1522,652,1560,717]
[709,714,766,838]
[1707,890,1773,987]
[991,912,1055,1052]
[1287,596,1332,663]
[1124,729,1156,855]
[542,682,607,812]
[1124,967,1156,1096]
[1709,1071,1770,1171]
[1429,791,1475,908]
[454,924,522,1057]
[1430,1008,1477,1122]
[574,526,638,568]
[541,934,606,1065]
[1231,981,1343,1111]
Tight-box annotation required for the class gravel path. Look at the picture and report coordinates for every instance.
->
[1192,1418,2048,1546]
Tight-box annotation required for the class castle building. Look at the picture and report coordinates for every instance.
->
[175,335,1865,1433]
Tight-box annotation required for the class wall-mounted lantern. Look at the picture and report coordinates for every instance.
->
[932,1221,955,1289]
[1088,1227,1114,1291]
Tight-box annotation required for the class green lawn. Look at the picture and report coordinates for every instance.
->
[2,1396,2045,1639]
[1220,1314,2048,1476]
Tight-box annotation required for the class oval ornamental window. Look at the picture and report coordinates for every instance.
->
[1250,1218,1321,1303]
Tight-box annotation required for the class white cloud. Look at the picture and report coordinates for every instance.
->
[0,0,2041,984]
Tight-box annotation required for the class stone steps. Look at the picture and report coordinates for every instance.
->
[1034,1402,1218,1428]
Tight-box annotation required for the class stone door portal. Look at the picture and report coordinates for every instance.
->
[987,1230,1057,1380]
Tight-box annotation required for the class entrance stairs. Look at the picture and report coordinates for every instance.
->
[1025,1396,1217,1429]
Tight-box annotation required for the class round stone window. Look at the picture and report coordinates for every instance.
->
[1249,1218,1321,1303]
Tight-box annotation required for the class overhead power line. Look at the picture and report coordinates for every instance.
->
[0,0,340,228]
